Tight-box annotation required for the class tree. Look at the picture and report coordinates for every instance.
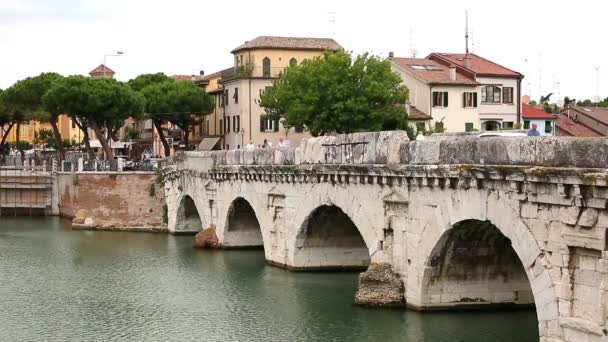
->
[259,51,409,136]
[528,100,538,106]
[3,73,65,158]
[138,78,214,156]
[43,76,144,170]
[539,93,554,104]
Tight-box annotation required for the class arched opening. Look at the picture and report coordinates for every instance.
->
[174,195,202,234]
[481,120,502,131]
[422,219,534,310]
[293,205,370,270]
[289,57,297,66]
[223,197,263,248]
[262,57,271,77]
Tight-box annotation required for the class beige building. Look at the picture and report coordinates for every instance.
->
[390,53,523,133]
[219,36,342,149]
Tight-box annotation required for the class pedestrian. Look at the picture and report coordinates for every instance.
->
[527,123,540,137]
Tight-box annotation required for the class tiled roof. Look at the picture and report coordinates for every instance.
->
[570,106,608,125]
[522,104,556,120]
[408,106,432,121]
[429,53,522,78]
[555,113,602,137]
[171,75,194,81]
[390,57,478,85]
[231,36,342,53]
[89,64,115,76]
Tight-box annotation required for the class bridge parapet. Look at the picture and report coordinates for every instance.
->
[179,131,608,170]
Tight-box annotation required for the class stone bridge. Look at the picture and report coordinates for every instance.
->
[163,131,608,342]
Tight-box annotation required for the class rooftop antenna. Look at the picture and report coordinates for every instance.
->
[328,12,336,39]
[594,66,601,103]
[524,58,531,96]
[465,10,470,54]
[538,52,543,102]
[409,27,417,58]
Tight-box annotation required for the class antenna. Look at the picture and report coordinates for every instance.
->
[594,66,600,103]
[328,12,336,39]
[465,10,469,54]
[524,58,531,97]
[409,27,417,58]
[538,52,543,102]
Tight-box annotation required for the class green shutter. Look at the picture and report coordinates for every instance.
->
[473,93,478,107]
[435,121,444,131]
[443,92,449,107]
[416,122,425,133]
[463,93,467,107]
[260,116,265,132]
[524,120,530,129]
[545,121,552,133]
[273,119,280,132]
[432,92,437,107]
[465,122,474,132]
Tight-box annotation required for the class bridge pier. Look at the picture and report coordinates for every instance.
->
[164,131,608,342]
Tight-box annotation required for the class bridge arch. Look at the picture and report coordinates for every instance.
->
[173,194,204,234]
[222,196,265,249]
[406,190,559,338]
[290,203,373,270]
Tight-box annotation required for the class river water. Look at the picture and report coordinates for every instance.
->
[0,218,538,342]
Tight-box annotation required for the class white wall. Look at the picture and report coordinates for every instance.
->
[429,85,480,132]
[477,76,520,128]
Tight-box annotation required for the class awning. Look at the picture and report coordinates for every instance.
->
[198,137,221,151]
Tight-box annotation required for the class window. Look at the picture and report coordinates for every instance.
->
[465,122,474,132]
[481,86,501,103]
[233,87,239,104]
[462,92,478,108]
[226,115,231,133]
[233,115,240,133]
[289,58,297,66]
[224,89,229,107]
[218,93,223,108]
[263,57,271,77]
[260,117,279,132]
[415,122,426,133]
[523,120,530,129]
[432,92,448,107]
[503,121,514,129]
[545,121,552,133]
[71,119,76,129]
[503,87,514,104]
[219,119,223,134]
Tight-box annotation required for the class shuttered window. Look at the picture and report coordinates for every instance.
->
[432,92,449,107]
[465,122,474,132]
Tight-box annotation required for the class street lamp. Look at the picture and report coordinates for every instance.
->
[103,51,124,77]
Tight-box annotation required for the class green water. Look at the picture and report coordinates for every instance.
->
[0,217,538,341]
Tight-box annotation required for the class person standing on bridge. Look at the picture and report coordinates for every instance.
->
[527,123,540,136]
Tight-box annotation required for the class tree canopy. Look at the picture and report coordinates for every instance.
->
[130,74,214,156]
[43,76,144,169]
[259,51,409,136]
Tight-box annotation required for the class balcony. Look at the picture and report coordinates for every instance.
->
[220,65,290,82]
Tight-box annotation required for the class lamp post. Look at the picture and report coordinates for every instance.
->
[103,51,123,77]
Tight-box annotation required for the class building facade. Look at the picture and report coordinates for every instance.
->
[521,104,556,136]
[219,36,342,149]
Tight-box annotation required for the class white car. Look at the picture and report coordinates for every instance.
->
[477,132,527,138]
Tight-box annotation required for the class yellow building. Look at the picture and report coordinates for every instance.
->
[218,36,342,149]
[2,115,83,145]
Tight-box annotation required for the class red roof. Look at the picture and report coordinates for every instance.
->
[428,53,522,78]
[522,104,555,120]
[555,113,602,137]
[390,57,477,85]
[408,106,432,121]
[89,64,115,77]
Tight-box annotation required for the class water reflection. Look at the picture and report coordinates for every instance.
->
[0,218,537,342]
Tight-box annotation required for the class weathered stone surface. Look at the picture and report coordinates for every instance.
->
[355,263,405,307]
[194,226,220,249]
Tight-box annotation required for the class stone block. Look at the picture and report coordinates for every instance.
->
[560,206,580,226]
[521,202,539,219]
[579,208,599,228]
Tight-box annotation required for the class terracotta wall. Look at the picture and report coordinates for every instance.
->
[57,172,167,232]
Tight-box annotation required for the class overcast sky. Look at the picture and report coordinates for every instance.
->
[0,0,604,102]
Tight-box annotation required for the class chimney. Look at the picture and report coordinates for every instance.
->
[463,54,472,69]
[388,51,394,58]
[199,70,205,76]
[449,66,457,81]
